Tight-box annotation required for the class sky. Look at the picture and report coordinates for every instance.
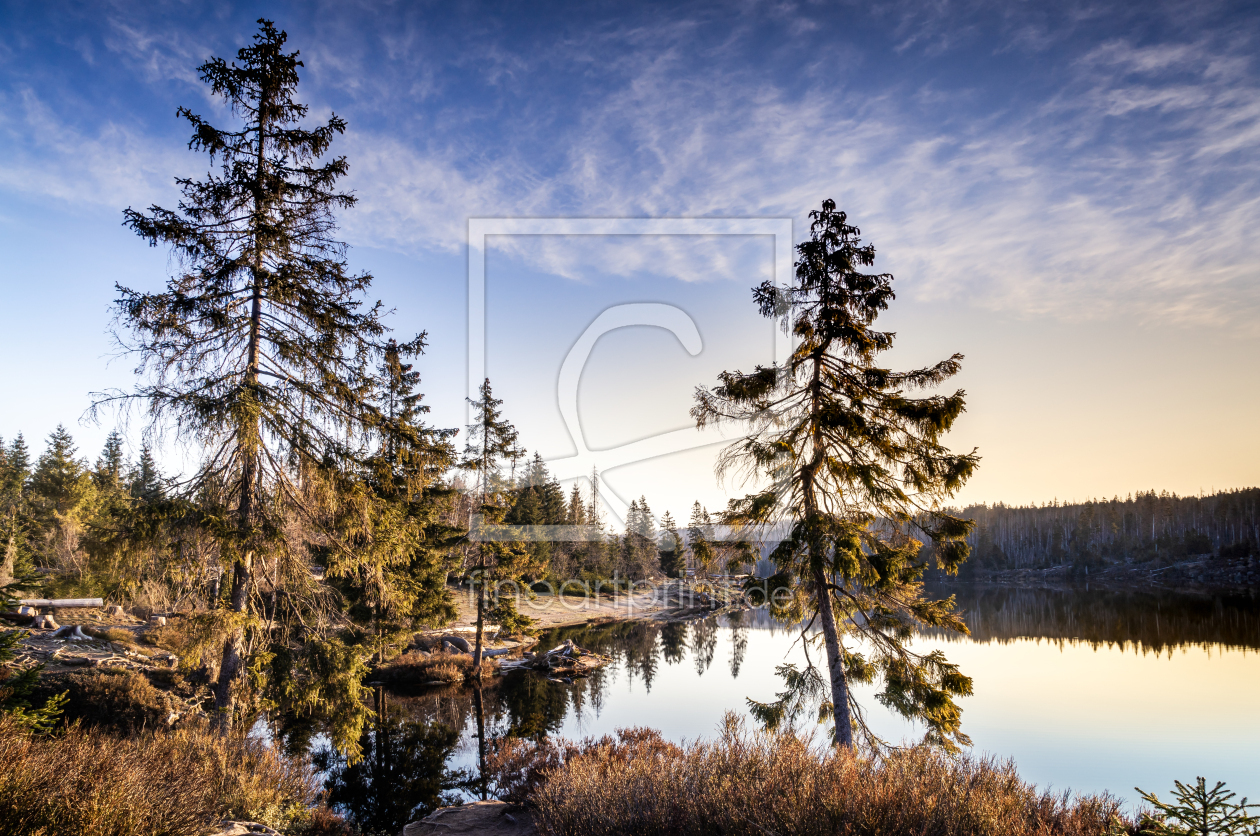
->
[1,0,1258,526]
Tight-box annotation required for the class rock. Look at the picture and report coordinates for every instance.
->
[150,615,167,626]
[403,801,536,836]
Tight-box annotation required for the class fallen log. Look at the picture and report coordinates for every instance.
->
[440,634,471,653]
[499,639,611,678]
[19,598,105,609]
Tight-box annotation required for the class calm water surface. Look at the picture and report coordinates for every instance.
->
[309,584,1260,833]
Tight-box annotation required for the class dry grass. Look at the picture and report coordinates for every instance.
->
[492,716,1134,836]
[377,650,500,685]
[0,714,321,836]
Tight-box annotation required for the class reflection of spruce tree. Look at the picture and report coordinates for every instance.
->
[491,669,576,740]
[693,199,978,749]
[728,610,749,678]
[659,621,688,665]
[316,688,461,832]
[690,616,718,676]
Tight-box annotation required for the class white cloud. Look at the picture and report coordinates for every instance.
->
[3,10,1259,328]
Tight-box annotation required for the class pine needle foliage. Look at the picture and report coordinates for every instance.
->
[692,199,980,750]
[1137,777,1259,836]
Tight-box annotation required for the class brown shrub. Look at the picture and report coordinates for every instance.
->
[377,651,499,685]
[0,715,319,836]
[31,669,182,733]
[517,715,1133,836]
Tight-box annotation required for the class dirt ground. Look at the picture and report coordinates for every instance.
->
[440,579,726,636]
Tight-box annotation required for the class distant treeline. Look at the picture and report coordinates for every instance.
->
[921,584,1260,652]
[954,489,1260,573]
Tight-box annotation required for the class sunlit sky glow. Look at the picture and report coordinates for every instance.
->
[1,0,1258,525]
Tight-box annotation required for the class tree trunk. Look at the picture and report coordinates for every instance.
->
[804,348,853,747]
[813,565,854,747]
[213,551,253,717]
[473,680,488,800]
[472,559,485,673]
[215,76,271,724]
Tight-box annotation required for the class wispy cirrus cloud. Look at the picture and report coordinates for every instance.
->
[2,1,1258,327]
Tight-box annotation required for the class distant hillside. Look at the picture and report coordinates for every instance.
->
[952,488,1259,575]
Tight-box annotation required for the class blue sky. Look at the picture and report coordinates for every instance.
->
[1,0,1258,524]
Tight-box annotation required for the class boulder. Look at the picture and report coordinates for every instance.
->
[403,801,535,836]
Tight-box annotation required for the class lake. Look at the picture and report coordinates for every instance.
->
[307,584,1260,833]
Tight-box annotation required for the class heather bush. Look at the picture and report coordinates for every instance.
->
[505,715,1134,836]
[377,650,499,685]
[28,669,182,733]
[0,714,323,836]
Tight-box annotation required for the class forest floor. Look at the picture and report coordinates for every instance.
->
[955,553,1259,593]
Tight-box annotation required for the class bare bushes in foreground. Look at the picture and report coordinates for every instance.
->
[0,714,322,836]
[494,715,1132,836]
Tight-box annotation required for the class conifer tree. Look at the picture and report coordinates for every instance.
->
[693,199,979,749]
[127,443,165,502]
[328,339,459,662]
[0,436,33,590]
[658,510,685,577]
[101,20,418,724]
[94,430,127,490]
[566,484,586,526]
[461,379,526,669]
[30,425,86,518]
[687,501,716,580]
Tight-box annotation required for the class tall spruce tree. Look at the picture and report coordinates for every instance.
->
[461,379,526,670]
[102,20,415,724]
[693,199,979,749]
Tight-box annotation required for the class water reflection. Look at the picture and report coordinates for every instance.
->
[312,585,1259,829]
[928,583,1260,652]
[311,688,467,833]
